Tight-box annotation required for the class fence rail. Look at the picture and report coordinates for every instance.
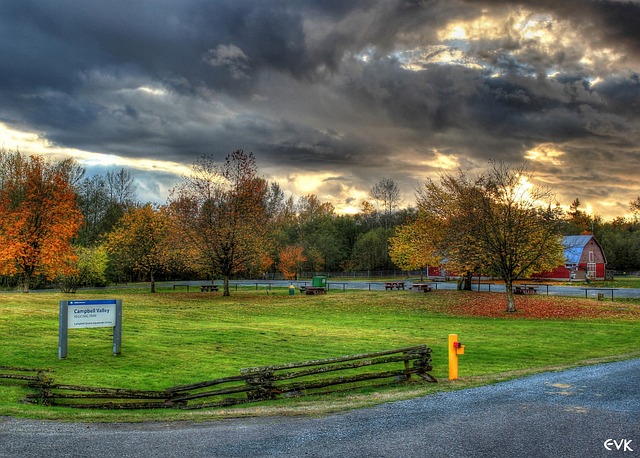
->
[8,345,435,410]
[0,366,53,382]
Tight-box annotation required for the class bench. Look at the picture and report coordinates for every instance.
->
[173,284,190,291]
[201,285,218,292]
[384,282,405,290]
[513,286,537,295]
[411,283,432,292]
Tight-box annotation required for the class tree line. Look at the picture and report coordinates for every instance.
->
[1,148,639,298]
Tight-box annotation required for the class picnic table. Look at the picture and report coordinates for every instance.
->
[384,281,405,290]
[173,284,190,291]
[411,283,432,292]
[513,285,537,295]
[200,285,218,292]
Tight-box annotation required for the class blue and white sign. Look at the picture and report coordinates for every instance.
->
[58,299,122,359]
[67,299,117,329]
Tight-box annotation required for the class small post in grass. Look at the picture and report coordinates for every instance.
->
[448,333,465,380]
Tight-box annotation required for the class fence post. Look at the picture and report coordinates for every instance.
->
[402,350,411,380]
[245,370,276,401]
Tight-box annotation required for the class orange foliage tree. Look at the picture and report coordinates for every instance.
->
[0,150,83,291]
[277,245,306,280]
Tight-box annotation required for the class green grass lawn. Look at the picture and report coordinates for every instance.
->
[1,286,639,422]
[599,276,640,288]
[544,275,640,288]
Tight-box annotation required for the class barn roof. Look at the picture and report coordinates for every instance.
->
[562,235,595,265]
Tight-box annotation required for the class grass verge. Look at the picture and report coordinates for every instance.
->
[1,287,639,422]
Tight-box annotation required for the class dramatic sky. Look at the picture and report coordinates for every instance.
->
[1,0,639,218]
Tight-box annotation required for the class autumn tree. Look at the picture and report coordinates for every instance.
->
[277,245,306,280]
[0,150,83,291]
[169,150,272,296]
[105,203,178,293]
[389,216,443,280]
[56,245,109,293]
[296,194,336,223]
[407,162,564,311]
[474,162,565,311]
[414,171,488,290]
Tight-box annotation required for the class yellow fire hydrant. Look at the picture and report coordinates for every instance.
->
[448,333,465,380]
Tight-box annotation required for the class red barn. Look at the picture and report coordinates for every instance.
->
[535,235,607,281]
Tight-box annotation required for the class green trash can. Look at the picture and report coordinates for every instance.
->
[312,276,327,288]
[289,284,295,296]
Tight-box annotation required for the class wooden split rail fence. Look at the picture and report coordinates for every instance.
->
[2,345,435,410]
[0,366,53,383]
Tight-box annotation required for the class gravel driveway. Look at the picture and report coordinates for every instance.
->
[2,359,638,458]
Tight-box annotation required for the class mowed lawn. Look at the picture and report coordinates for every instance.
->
[1,287,639,421]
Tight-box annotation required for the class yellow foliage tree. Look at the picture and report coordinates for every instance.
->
[415,162,564,312]
[105,204,178,293]
[389,218,442,278]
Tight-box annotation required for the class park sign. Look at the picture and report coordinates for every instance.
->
[58,299,122,359]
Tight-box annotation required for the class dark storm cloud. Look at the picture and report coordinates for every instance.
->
[471,0,640,54]
[0,0,638,216]
[592,1,640,57]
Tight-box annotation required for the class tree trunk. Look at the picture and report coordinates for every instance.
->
[223,276,230,297]
[457,273,472,291]
[21,274,31,293]
[150,271,156,293]
[505,280,517,312]
[464,273,473,290]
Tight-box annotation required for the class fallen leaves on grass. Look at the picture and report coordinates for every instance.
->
[430,291,640,320]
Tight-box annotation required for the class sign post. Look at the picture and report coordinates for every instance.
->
[58,299,122,359]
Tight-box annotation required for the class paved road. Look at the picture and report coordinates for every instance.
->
[14,278,640,300]
[177,279,640,299]
[2,359,638,458]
